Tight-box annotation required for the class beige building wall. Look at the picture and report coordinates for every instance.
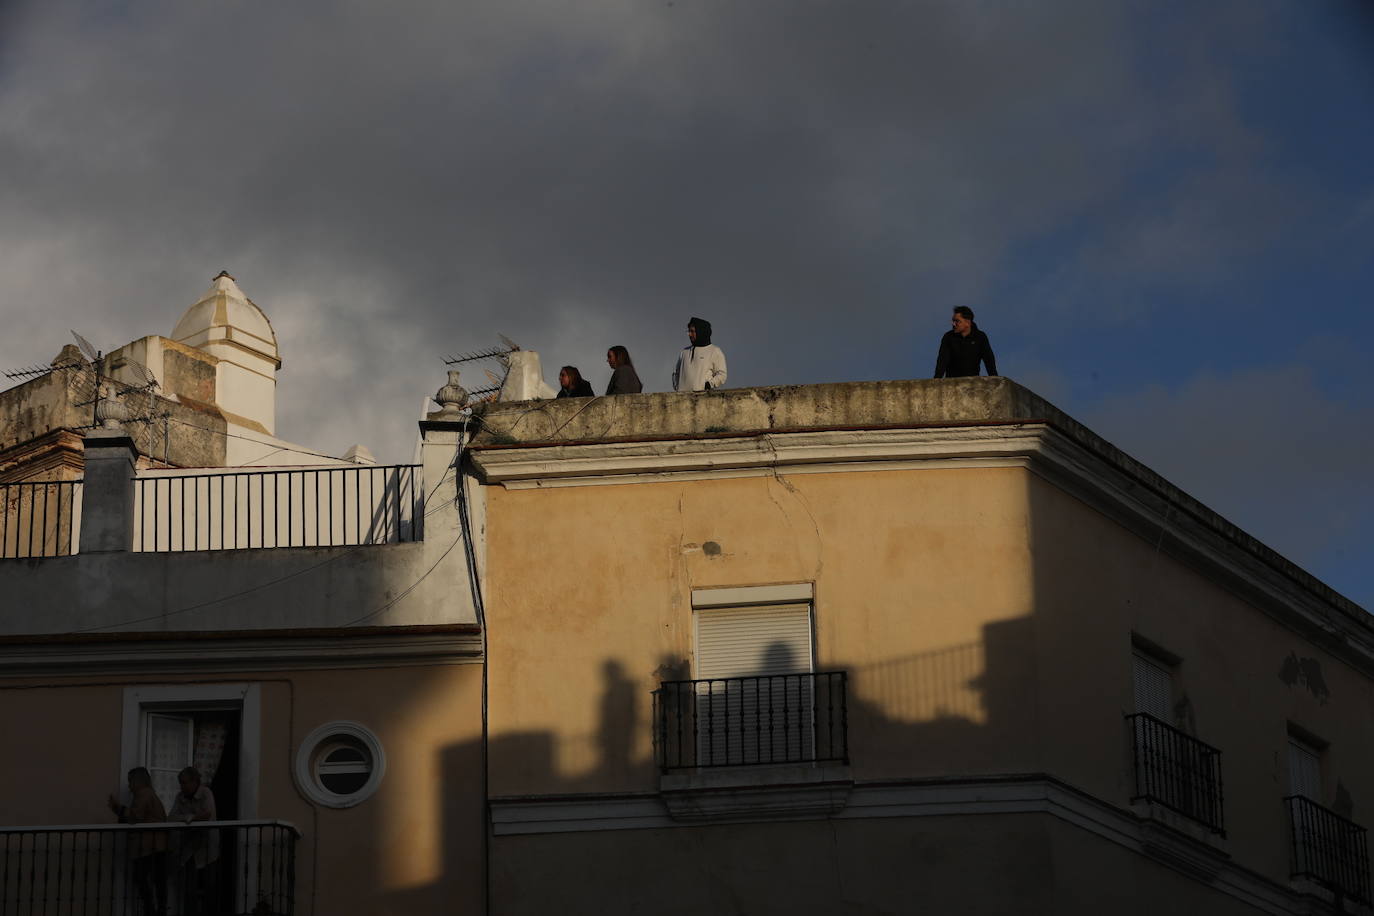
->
[481,442,1374,909]
[484,465,1037,797]
[0,662,485,916]
[1026,472,1374,889]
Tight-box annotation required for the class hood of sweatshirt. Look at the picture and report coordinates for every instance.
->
[688,316,713,347]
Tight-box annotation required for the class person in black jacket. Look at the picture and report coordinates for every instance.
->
[933,307,998,378]
[556,366,595,398]
[604,346,643,395]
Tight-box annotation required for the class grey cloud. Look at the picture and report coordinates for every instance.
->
[1,1,1160,449]
[1,0,1369,626]
[1081,364,1374,611]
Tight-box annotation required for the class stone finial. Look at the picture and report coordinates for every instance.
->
[434,369,469,417]
[94,383,130,430]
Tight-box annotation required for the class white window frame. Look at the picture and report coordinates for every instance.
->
[120,683,261,818]
[294,721,386,808]
[691,583,814,610]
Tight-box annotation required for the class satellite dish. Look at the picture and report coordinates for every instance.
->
[71,329,101,364]
[2,330,170,461]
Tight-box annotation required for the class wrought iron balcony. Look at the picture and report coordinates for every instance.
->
[1,480,81,560]
[1126,712,1225,834]
[1286,794,1371,905]
[653,671,848,772]
[0,820,298,915]
[133,464,422,551]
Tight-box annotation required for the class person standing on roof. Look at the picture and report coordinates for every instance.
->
[933,306,998,378]
[672,317,728,391]
[605,346,643,395]
[556,366,595,398]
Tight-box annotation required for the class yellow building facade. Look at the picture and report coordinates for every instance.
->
[2,372,1369,915]
[470,378,1373,915]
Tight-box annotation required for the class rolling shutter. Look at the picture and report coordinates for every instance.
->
[1288,739,1322,800]
[694,603,814,766]
[1132,652,1173,721]
[694,603,813,679]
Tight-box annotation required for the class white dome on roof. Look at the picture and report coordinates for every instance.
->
[171,271,280,366]
[170,271,281,435]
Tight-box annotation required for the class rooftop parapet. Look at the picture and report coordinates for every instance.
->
[468,377,1046,445]
[466,376,1368,628]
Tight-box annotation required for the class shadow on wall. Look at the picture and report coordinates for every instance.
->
[379,614,1042,913]
[478,615,1038,793]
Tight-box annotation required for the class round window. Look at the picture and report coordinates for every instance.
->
[295,722,385,808]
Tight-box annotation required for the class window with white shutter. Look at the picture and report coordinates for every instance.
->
[1288,737,1322,801]
[694,603,814,680]
[693,596,815,766]
[1132,652,1173,721]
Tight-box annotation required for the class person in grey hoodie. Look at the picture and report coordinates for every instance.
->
[672,317,727,391]
[605,346,643,395]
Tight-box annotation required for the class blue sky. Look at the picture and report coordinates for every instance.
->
[0,0,1370,608]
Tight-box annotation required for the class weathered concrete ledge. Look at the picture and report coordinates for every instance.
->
[468,377,1040,445]
[464,377,1367,625]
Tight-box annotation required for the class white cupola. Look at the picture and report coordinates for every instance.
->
[171,271,281,435]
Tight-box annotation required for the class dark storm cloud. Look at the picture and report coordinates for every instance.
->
[1,0,1159,433]
[2,1,1369,604]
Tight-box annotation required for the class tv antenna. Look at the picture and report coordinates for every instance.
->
[443,335,520,401]
[4,331,168,459]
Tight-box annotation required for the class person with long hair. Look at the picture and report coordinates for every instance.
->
[556,366,594,398]
[605,345,642,395]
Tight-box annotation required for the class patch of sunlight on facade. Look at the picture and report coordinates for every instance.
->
[378,669,478,889]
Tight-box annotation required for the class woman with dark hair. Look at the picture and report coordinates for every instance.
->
[556,366,595,398]
[605,346,643,395]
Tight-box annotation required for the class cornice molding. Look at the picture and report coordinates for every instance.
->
[490,774,1309,915]
[468,422,1374,677]
[0,627,482,677]
[469,424,1043,485]
[0,429,86,482]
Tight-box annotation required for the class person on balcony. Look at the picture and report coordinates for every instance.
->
[672,317,727,392]
[107,767,168,916]
[169,767,218,915]
[605,346,643,395]
[556,366,595,398]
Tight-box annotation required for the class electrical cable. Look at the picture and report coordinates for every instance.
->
[158,415,358,465]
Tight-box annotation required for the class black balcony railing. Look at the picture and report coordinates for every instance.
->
[1126,713,1225,834]
[653,671,848,772]
[1,480,81,560]
[0,820,298,915]
[1286,795,1372,905]
[133,464,422,552]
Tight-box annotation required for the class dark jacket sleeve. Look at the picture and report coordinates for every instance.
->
[606,366,643,395]
[933,333,952,378]
[979,332,998,376]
